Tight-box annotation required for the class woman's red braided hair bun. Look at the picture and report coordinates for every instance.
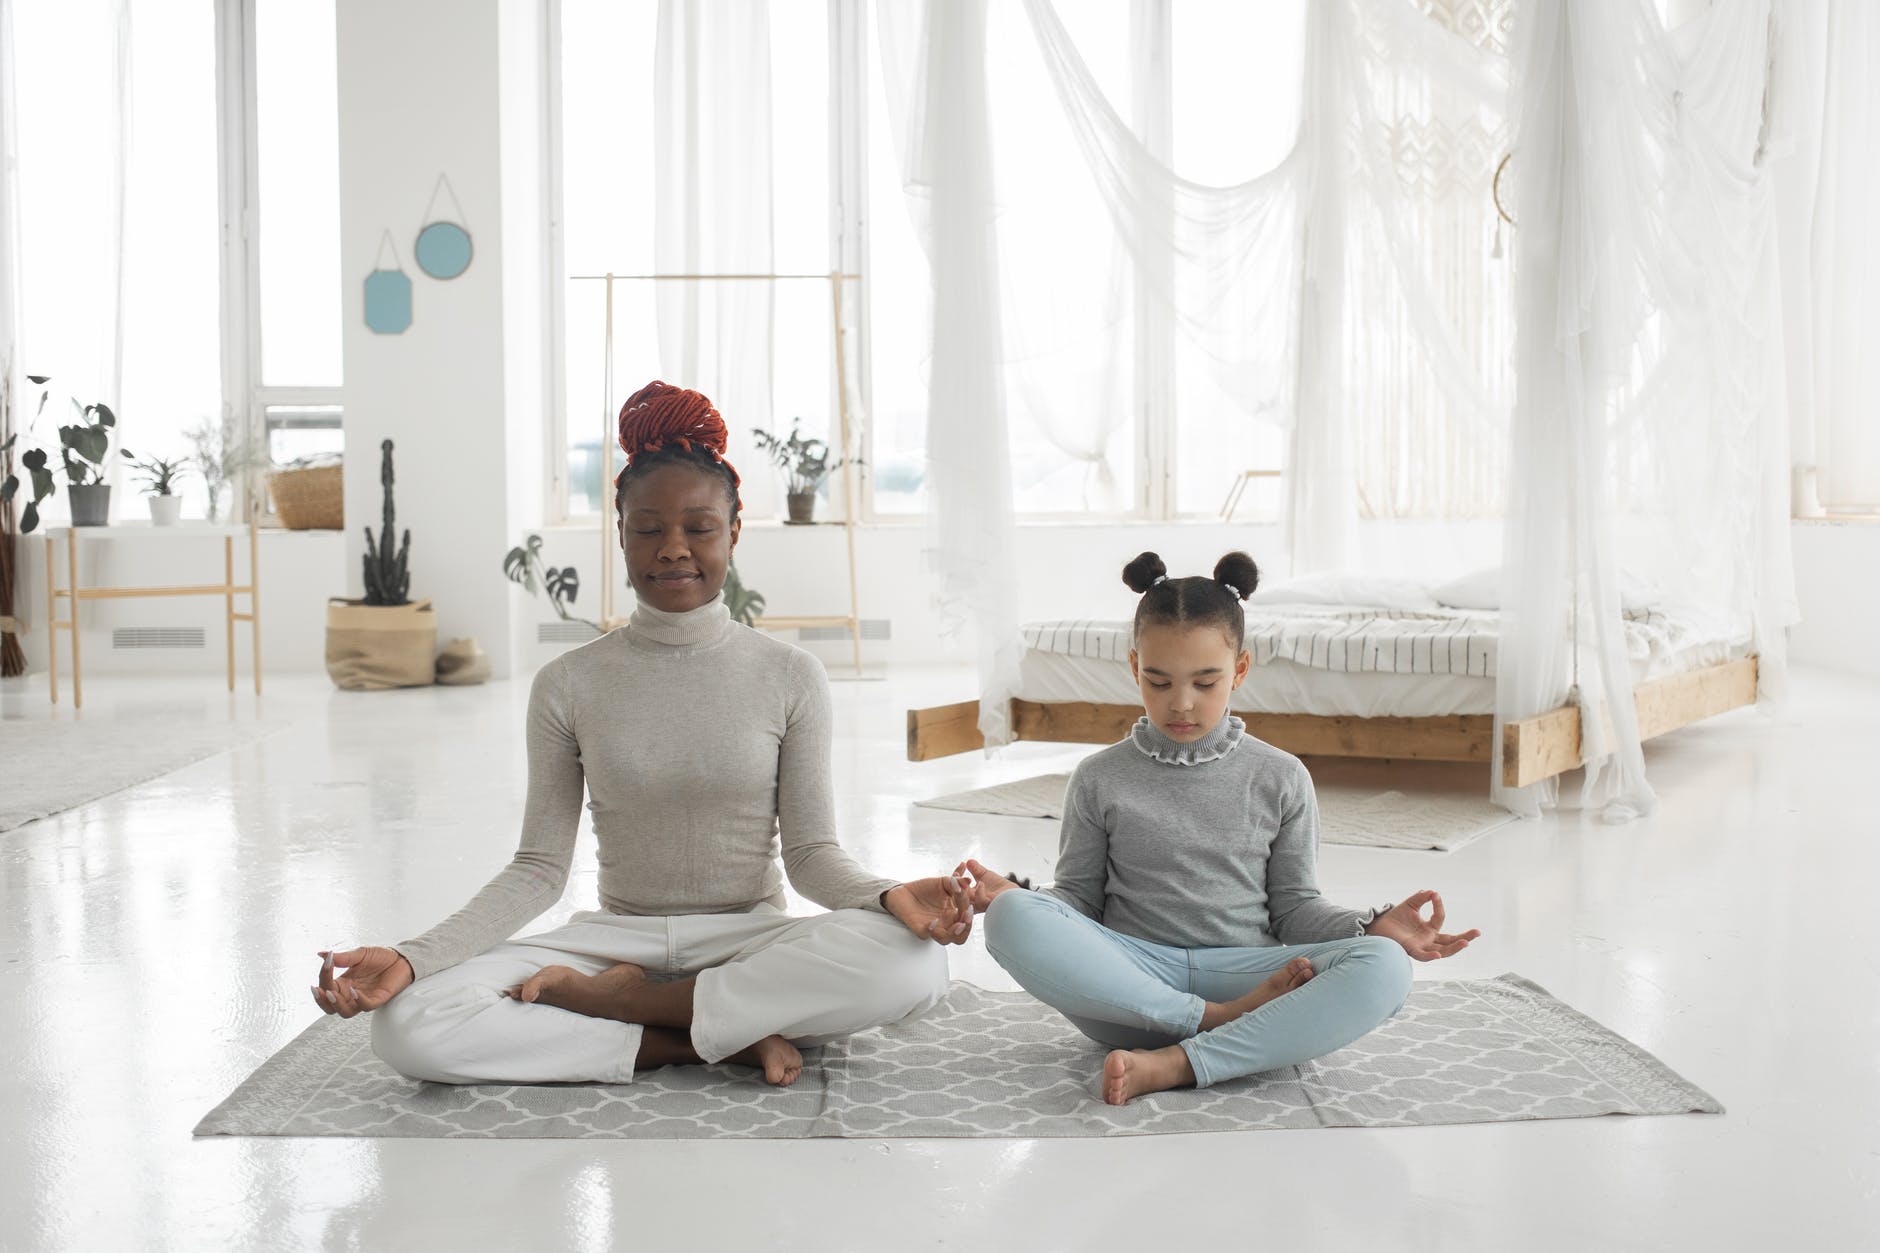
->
[614,380,742,510]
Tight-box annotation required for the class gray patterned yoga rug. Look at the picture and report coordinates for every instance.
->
[914,772,1518,852]
[194,975,1718,1139]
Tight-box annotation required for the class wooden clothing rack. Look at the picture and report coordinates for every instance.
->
[571,271,865,675]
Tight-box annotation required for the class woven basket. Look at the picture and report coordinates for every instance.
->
[268,463,343,530]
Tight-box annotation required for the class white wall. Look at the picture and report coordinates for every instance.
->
[1788,519,1880,678]
[334,0,543,679]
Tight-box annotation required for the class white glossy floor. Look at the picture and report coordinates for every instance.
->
[2,662,1877,1252]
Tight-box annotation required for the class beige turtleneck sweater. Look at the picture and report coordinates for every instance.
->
[394,595,898,982]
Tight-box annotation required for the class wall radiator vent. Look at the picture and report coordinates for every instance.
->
[112,627,208,650]
[539,622,604,644]
[798,619,891,642]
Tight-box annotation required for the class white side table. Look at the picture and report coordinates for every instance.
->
[45,523,262,708]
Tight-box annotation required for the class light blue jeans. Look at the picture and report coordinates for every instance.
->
[984,889,1413,1088]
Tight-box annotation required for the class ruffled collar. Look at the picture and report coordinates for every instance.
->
[1129,714,1244,766]
[625,592,733,650]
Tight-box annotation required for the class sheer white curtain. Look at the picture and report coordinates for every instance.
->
[652,0,777,519]
[0,0,22,671]
[1803,1,1880,510]
[1495,0,1796,818]
[879,0,1023,745]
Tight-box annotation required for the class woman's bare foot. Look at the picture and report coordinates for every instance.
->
[1102,1046,1195,1106]
[1199,957,1315,1031]
[506,962,648,1022]
[727,1034,805,1087]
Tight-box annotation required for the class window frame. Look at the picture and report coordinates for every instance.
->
[216,0,345,527]
[541,0,1278,529]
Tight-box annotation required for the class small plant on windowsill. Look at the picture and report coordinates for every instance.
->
[120,450,192,527]
[184,415,266,524]
[750,419,863,525]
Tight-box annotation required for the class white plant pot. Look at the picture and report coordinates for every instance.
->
[148,495,184,527]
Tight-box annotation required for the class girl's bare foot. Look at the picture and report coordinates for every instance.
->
[1199,957,1315,1031]
[728,1034,804,1086]
[1102,1046,1195,1106]
[506,962,648,1022]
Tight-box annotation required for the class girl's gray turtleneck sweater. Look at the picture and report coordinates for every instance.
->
[394,595,898,982]
[1042,714,1389,950]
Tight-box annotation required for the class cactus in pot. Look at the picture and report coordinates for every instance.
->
[362,439,411,605]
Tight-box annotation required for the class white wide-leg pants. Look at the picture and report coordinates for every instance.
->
[371,907,949,1084]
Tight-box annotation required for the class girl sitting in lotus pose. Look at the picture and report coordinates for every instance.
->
[959,551,1480,1105]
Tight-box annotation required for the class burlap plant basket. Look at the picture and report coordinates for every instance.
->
[325,598,436,690]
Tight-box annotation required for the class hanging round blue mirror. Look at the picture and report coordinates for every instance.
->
[415,174,474,280]
[416,221,473,280]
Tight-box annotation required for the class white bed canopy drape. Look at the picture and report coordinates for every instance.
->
[1495,0,1797,817]
[882,0,1795,814]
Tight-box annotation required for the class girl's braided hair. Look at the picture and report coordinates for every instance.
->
[612,380,744,521]
[1121,550,1260,651]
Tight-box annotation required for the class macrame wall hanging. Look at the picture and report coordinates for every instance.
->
[414,172,473,280]
[363,230,412,334]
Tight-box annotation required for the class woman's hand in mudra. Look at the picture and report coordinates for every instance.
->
[311,946,415,1018]
[883,874,976,945]
[1364,890,1481,962]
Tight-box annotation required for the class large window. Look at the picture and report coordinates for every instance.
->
[248,0,343,470]
[551,2,1310,524]
[15,0,222,523]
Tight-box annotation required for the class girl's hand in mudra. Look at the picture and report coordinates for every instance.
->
[1365,890,1481,962]
[883,874,976,945]
[310,946,415,1018]
[956,859,1023,913]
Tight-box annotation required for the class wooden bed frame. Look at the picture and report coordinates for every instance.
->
[907,656,1758,789]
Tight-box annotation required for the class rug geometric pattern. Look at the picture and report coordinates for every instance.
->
[195,975,1719,1139]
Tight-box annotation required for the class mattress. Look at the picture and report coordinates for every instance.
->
[1017,604,1750,719]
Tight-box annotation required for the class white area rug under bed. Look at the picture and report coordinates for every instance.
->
[915,771,1518,852]
[195,977,1719,1139]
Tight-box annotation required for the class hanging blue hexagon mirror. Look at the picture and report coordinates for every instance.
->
[364,231,413,333]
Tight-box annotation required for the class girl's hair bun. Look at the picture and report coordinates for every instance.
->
[618,380,730,462]
[1121,551,1168,594]
[1213,551,1259,601]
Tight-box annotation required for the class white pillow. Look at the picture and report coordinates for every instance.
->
[1431,567,1663,613]
[1248,572,1442,612]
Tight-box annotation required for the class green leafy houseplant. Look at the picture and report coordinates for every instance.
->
[120,450,191,496]
[0,374,114,532]
[723,561,766,627]
[503,534,600,633]
[362,439,411,605]
[750,419,863,524]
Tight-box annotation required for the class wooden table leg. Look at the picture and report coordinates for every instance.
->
[250,524,262,694]
[66,531,82,710]
[225,535,236,692]
[45,535,57,704]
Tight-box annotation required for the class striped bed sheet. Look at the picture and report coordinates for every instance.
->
[1021,606,1723,681]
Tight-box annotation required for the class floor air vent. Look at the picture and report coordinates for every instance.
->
[112,627,207,650]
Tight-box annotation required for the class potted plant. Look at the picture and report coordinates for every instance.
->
[120,450,191,526]
[324,439,435,689]
[58,392,118,526]
[185,415,265,523]
[723,560,766,626]
[503,533,601,634]
[0,375,117,529]
[751,419,861,525]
